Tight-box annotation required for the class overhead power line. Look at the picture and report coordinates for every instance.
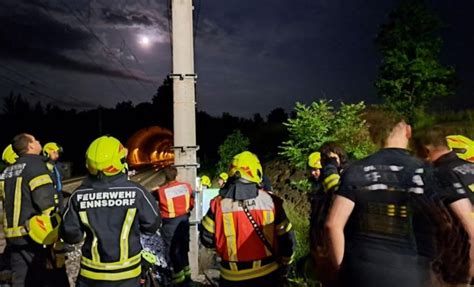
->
[0,73,95,108]
[57,0,155,97]
[41,8,131,103]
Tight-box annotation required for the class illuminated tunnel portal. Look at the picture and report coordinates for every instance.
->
[126,126,174,167]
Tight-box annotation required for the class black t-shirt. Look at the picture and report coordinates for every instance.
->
[336,148,435,257]
[433,151,474,205]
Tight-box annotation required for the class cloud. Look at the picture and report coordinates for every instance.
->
[0,4,154,82]
[101,8,154,26]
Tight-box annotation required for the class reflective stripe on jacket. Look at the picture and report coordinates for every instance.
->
[0,154,56,245]
[61,174,160,281]
[156,181,194,219]
[200,190,295,281]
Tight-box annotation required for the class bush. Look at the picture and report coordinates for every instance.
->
[284,200,310,263]
[280,100,376,169]
[216,130,250,174]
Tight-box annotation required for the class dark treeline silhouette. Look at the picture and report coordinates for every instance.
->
[0,79,288,175]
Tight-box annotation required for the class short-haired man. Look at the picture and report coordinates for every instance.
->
[415,126,474,280]
[326,110,435,286]
[1,133,68,286]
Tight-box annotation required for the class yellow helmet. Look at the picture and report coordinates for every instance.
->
[201,175,211,187]
[27,213,61,245]
[2,144,18,165]
[219,172,229,183]
[42,142,63,157]
[86,136,128,176]
[229,151,263,184]
[308,152,322,169]
[446,135,474,163]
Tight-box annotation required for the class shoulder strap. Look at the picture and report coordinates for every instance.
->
[241,201,275,256]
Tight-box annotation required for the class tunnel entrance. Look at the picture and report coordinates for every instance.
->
[126,126,174,167]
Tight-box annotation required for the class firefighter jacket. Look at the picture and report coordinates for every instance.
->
[154,180,194,219]
[309,157,342,255]
[433,151,474,206]
[61,173,160,282]
[200,184,295,282]
[0,154,56,246]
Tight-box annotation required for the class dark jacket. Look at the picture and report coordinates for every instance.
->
[61,173,160,282]
[1,154,56,246]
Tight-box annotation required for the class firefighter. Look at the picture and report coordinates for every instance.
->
[218,172,228,188]
[325,110,435,286]
[42,142,65,210]
[307,143,347,285]
[415,127,474,281]
[0,145,17,281]
[0,133,68,286]
[152,166,194,286]
[61,135,160,287]
[201,175,211,190]
[200,151,295,287]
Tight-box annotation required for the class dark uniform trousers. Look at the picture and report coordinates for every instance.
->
[10,243,68,287]
[160,214,190,280]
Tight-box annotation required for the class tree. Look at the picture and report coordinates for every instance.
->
[375,0,455,122]
[216,130,250,173]
[152,78,173,129]
[267,107,288,123]
[280,100,375,168]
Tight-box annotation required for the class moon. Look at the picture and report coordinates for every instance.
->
[138,35,151,48]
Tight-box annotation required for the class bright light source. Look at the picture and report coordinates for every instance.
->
[138,35,151,48]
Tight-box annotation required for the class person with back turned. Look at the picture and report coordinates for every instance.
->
[61,136,160,287]
[415,126,474,283]
[152,166,194,286]
[325,110,435,287]
[200,151,295,287]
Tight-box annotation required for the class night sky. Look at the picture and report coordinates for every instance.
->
[0,0,473,118]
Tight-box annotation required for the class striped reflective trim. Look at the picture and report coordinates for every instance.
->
[323,173,340,191]
[81,253,141,270]
[120,208,136,261]
[4,226,28,238]
[80,264,141,281]
[79,211,100,263]
[252,260,261,268]
[185,191,190,212]
[222,213,238,261]
[13,177,22,228]
[469,184,474,192]
[166,197,175,218]
[220,261,279,281]
[202,215,215,233]
[276,218,292,236]
[172,270,186,284]
[28,174,52,191]
[262,210,274,256]
[0,181,4,200]
[281,255,294,265]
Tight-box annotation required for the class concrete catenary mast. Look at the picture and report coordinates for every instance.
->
[170,0,199,278]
